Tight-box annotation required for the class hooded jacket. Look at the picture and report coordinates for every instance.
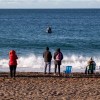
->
[9,50,18,66]
[54,49,63,65]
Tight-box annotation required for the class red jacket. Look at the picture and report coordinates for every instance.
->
[9,50,18,66]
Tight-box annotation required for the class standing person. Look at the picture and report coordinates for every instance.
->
[43,47,52,74]
[87,57,96,74]
[54,48,63,76]
[9,50,18,78]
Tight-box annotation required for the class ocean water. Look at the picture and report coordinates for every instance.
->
[0,9,100,72]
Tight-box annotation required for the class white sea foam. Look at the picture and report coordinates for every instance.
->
[0,54,100,72]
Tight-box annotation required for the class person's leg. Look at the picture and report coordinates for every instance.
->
[91,69,93,74]
[48,62,51,74]
[88,69,90,74]
[12,66,14,77]
[91,66,94,74]
[85,67,87,74]
[13,65,17,77]
[44,62,47,74]
[58,64,60,75]
[9,66,13,78]
[55,64,57,74]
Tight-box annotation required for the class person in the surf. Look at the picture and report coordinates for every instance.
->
[46,26,52,33]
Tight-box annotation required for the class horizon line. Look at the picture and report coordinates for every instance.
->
[0,8,100,9]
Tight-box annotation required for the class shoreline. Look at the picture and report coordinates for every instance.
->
[0,72,100,99]
[0,72,100,78]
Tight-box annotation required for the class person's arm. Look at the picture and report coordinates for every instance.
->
[93,61,96,66]
[54,52,56,60]
[16,55,18,59]
[43,52,45,58]
[50,52,52,60]
[61,52,63,60]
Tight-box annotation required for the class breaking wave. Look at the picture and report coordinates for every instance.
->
[0,53,100,72]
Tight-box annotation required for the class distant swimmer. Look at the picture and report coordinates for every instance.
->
[46,27,52,33]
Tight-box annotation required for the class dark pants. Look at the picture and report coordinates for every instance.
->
[88,65,95,74]
[9,65,17,78]
[88,69,94,74]
[55,64,60,75]
[85,68,94,74]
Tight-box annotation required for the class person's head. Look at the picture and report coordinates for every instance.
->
[9,50,16,55]
[90,57,93,61]
[46,47,49,51]
[57,48,60,52]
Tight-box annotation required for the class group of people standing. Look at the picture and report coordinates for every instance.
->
[43,47,63,76]
[43,46,97,75]
[8,47,63,78]
[8,47,96,78]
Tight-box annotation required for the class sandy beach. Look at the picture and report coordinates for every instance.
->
[0,72,100,100]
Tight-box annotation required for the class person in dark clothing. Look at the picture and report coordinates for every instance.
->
[46,27,52,33]
[54,48,63,76]
[85,57,96,74]
[87,57,96,74]
[43,47,52,74]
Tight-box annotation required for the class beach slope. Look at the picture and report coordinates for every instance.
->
[0,72,100,100]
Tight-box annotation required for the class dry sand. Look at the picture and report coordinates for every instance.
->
[0,72,100,100]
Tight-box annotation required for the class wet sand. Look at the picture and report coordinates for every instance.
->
[0,72,100,100]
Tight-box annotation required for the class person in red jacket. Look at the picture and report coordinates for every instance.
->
[9,50,18,78]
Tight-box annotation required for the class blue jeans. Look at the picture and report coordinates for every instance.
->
[44,62,51,73]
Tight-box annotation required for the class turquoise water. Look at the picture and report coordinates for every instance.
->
[0,9,100,72]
